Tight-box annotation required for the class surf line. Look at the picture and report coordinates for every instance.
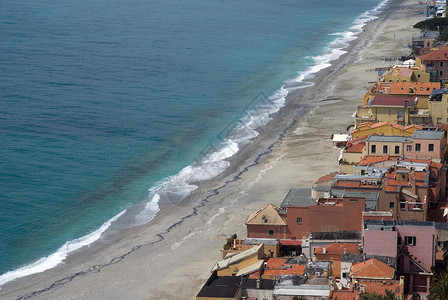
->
[14,102,309,300]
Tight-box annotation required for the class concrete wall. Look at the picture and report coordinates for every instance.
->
[363,228,398,258]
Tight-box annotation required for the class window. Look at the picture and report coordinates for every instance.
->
[404,236,416,246]
[268,229,274,236]
[400,201,406,210]
[440,70,444,77]
[389,110,392,116]
[429,144,434,152]
[395,145,400,154]
[420,87,423,91]
[437,117,442,125]
[371,145,376,154]
[297,217,302,224]
[350,199,358,202]
[383,145,388,154]
[415,143,421,152]
[390,202,395,208]
[441,62,444,67]
[406,145,412,152]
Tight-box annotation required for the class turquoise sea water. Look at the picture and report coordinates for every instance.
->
[0,0,387,285]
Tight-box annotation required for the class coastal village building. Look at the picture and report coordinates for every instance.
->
[351,121,423,139]
[362,220,448,297]
[211,244,265,277]
[416,46,448,82]
[246,189,366,241]
[383,65,429,83]
[354,95,418,127]
[362,81,439,109]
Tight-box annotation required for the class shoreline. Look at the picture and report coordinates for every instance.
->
[0,0,424,298]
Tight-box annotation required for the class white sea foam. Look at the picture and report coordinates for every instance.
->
[0,210,126,288]
[0,0,392,287]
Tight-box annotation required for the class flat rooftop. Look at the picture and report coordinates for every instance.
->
[280,188,314,208]
[412,129,444,140]
[366,135,411,143]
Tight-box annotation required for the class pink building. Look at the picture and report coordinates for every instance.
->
[405,129,447,160]
[363,220,437,297]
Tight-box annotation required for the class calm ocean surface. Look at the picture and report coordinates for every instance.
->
[0,0,386,284]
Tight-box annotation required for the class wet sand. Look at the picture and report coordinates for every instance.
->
[0,0,425,299]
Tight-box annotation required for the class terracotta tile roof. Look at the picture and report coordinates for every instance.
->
[335,181,362,188]
[351,259,394,279]
[362,281,402,297]
[262,258,306,277]
[370,95,417,106]
[387,179,411,186]
[414,172,427,180]
[390,82,440,95]
[384,185,399,192]
[388,66,413,77]
[358,155,390,166]
[387,170,396,178]
[345,142,365,153]
[346,134,376,145]
[329,290,356,300]
[419,49,448,61]
[246,203,286,225]
[333,260,341,279]
[315,243,360,255]
[370,121,403,130]
[315,173,338,184]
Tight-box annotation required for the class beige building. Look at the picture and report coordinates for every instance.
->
[383,65,430,83]
[354,95,418,127]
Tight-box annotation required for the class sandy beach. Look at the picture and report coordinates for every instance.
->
[0,0,426,299]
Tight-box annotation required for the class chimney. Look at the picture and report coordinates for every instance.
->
[256,279,260,289]
[344,248,347,255]
[323,245,326,254]
[400,275,405,288]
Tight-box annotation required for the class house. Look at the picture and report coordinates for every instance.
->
[314,243,360,262]
[350,258,395,281]
[273,274,331,299]
[261,257,306,280]
[354,95,418,127]
[351,122,422,139]
[429,88,448,125]
[415,46,448,82]
[383,65,429,83]
[242,238,279,258]
[245,204,289,239]
[363,128,446,161]
[196,272,243,300]
[211,244,265,277]
[362,220,440,297]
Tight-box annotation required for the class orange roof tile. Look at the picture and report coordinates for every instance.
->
[387,179,411,186]
[351,259,394,279]
[333,260,341,279]
[390,82,440,95]
[263,258,306,277]
[388,66,413,77]
[385,185,399,192]
[362,281,402,297]
[346,134,375,146]
[330,290,356,300]
[414,172,427,180]
[358,155,390,166]
[315,243,360,255]
[419,49,448,61]
[315,173,338,184]
[345,142,365,153]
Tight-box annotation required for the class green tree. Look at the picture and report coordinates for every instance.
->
[429,272,448,300]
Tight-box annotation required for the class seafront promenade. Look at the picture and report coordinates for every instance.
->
[0,0,428,299]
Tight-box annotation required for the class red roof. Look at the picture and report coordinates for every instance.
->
[315,173,338,184]
[315,243,359,255]
[358,155,391,166]
[370,95,416,106]
[351,259,394,279]
[419,50,448,61]
[346,142,365,153]
[279,239,302,246]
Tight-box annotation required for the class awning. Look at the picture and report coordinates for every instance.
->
[280,239,302,246]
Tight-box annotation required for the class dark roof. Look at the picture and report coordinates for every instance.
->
[430,88,448,95]
[364,219,448,229]
[310,231,362,241]
[285,257,309,265]
[244,278,275,290]
[196,275,242,298]
[412,129,445,140]
[280,188,314,208]
[330,190,379,211]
